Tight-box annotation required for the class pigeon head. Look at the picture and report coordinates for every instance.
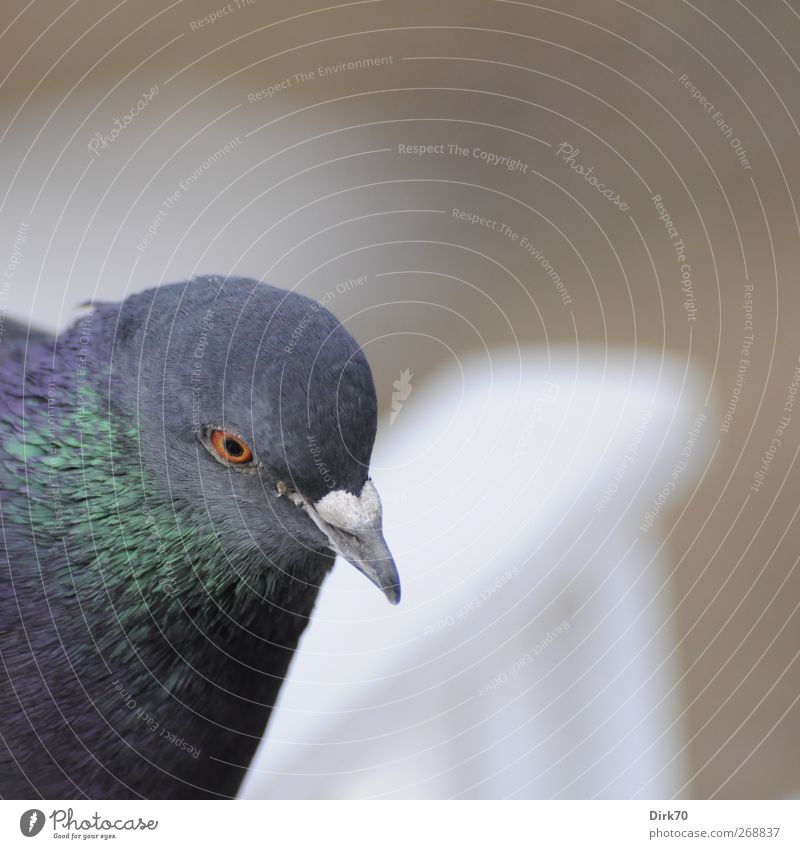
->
[102,276,400,604]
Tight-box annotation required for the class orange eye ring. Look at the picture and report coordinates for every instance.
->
[210,429,254,464]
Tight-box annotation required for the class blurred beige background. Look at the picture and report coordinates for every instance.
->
[1,0,799,798]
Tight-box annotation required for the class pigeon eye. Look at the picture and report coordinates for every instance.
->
[210,429,253,465]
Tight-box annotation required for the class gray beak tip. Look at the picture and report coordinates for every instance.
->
[382,580,402,606]
[344,546,402,606]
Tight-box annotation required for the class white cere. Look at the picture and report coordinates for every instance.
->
[314,480,383,530]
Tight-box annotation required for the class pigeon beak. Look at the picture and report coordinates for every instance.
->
[316,522,401,605]
[284,480,401,604]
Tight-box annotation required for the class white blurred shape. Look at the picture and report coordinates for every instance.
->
[242,347,712,799]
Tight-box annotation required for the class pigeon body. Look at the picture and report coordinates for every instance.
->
[0,276,398,799]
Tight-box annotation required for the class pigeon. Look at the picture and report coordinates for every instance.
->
[0,276,400,799]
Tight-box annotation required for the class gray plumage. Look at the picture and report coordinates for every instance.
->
[0,276,399,799]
